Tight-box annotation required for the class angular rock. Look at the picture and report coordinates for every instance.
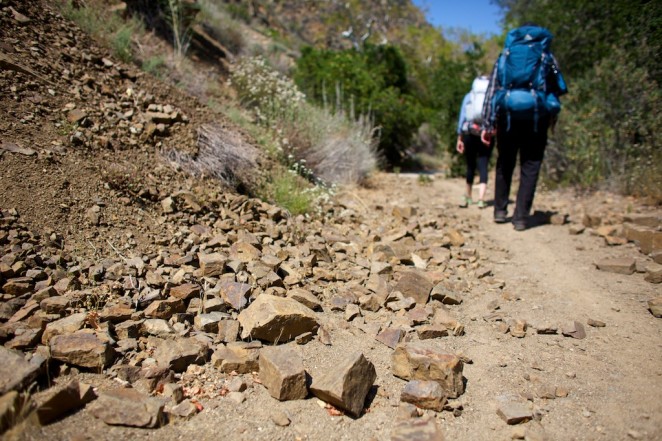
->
[375,327,406,349]
[392,342,464,398]
[550,213,567,225]
[168,399,198,418]
[198,252,227,277]
[6,327,42,350]
[88,388,164,428]
[624,223,662,255]
[345,304,361,321]
[587,318,606,328]
[391,417,445,441]
[2,277,34,296]
[648,297,662,318]
[153,338,209,373]
[50,331,116,369]
[510,319,527,338]
[36,379,96,425]
[238,295,319,343]
[39,296,70,315]
[141,319,175,336]
[259,346,307,401]
[417,324,449,340]
[287,288,323,311]
[644,262,662,284]
[217,319,240,343]
[623,214,661,228]
[446,229,465,247]
[394,271,433,305]
[497,401,533,425]
[41,313,86,344]
[430,284,462,305]
[8,301,40,323]
[595,257,635,275]
[432,308,464,336]
[400,380,446,412]
[115,320,142,339]
[144,297,186,320]
[169,283,201,301]
[194,311,230,333]
[229,241,261,263]
[219,280,252,311]
[211,341,261,373]
[310,352,376,417]
[561,321,586,339]
[583,213,602,228]
[270,410,291,427]
[98,303,134,324]
[0,346,39,394]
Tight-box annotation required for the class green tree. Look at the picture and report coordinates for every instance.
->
[494,0,662,198]
[294,44,423,166]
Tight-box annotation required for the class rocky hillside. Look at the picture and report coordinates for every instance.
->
[244,0,430,50]
[1,1,662,441]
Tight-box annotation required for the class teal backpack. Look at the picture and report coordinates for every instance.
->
[493,25,567,130]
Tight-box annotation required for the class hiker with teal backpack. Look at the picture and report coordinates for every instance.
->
[457,75,493,208]
[481,24,567,230]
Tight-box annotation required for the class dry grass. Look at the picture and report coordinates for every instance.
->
[162,124,262,193]
[294,108,378,185]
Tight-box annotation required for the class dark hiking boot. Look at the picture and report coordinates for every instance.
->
[513,220,527,231]
[494,211,507,223]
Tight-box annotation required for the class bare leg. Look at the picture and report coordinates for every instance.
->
[478,183,487,201]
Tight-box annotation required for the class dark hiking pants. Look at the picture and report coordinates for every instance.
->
[463,133,492,185]
[494,118,548,224]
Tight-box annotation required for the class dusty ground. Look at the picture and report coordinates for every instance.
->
[9,173,662,441]
[2,2,661,440]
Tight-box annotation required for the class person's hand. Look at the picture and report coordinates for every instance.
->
[456,136,464,154]
[480,129,492,146]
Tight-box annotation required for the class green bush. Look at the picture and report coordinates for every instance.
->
[142,55,166,76]
[547,47,662,199]
[113,24,135,62]
[294,44,423,167]
[60,1,142,64]
[230,56,377,185]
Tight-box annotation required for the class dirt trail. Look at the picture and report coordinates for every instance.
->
[6,171,661,441]
[394,173,662,440]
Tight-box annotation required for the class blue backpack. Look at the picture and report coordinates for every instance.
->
[493,25,567,130]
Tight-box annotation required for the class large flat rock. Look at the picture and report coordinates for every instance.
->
[88,388,164,428]
[49,331,116,369]
[238,294,319,343]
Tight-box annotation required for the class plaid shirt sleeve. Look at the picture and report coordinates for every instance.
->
[481,59,499,131]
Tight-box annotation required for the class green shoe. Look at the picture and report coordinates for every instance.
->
[459,196,472,208]
[476,200,487,209]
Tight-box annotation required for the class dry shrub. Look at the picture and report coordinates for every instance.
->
[162,124,262,193]
[229,56,378,186]
[293,107,378,185]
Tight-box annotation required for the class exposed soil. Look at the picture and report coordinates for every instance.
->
[1,1,661,440]
[7,173,662,441]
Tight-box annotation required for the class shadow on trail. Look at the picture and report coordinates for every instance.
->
[528,210,557,229]
[496,209,557,230]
